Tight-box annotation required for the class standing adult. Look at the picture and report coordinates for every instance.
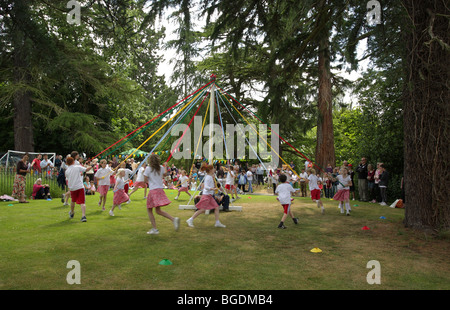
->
[256,164,264,186]
[246,168,253,193]
[356,157,369,201]
[40,154,54,178]
[54,155,62,171]
[12,153,30,203]
[299,168,308,197]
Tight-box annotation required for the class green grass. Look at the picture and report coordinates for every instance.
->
[0,188,449,290]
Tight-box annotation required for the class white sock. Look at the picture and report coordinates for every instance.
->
[345,202,350,212]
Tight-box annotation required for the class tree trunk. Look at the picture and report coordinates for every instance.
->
[315,19,335,171]
[12,0,34,152]
[402,0,450,231]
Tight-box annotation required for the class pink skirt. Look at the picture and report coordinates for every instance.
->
[178,186,189,193]
[333,189,350,201]
[134,181,147,189]
[146,188,171,208]
[113,189,129,206]
[195,194,219,210]
[98,185,109,196]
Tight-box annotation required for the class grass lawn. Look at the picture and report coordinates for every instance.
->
[0,187,449,290]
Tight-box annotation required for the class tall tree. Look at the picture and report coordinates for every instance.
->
[166,0,206,96]
[402,0,449,231]
[314,0,335,170]
[4,0,45,151]
[0,0,169,155]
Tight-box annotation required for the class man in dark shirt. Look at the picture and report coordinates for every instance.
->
[356,157,368,201]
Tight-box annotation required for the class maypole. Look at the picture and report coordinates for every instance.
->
[208,74,216,164]
[179,75,242,213]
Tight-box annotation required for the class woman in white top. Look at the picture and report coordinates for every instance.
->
[246,169,253,193]
[186,163,226,228]
[143,154,180,235]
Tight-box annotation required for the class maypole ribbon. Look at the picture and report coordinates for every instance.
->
[103,110,170,159]
[107,87,207,179]
[217,86,302,180]
[126,86,211,180]
[216,89,268,171]
[188,91,211,179]
[215,82,325,173]
[165,89,209,163]
[215,89,230,159]
[92,80,214,160]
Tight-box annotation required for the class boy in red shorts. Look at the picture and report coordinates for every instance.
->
[307,168,325,215]
[65,156,93,222]
[275,174,300,229]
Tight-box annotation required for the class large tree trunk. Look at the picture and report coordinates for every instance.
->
[315,21,335,171]
[12,0,34,152]
[402,0,449,231]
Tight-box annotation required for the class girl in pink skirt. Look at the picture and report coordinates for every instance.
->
[94,159,112,211]
[143,155,180,235]
[186,163,226,228]
[110,169,129,216]
[128,162,148,199]
[332,167,352,216]
[174,170,192,200]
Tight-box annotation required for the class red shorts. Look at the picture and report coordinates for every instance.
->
[225,184,235,191]
[311,189,321,201]
[281,204,291,214]
[70,188,85,205]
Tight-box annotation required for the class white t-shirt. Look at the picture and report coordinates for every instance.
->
[284,172,291,183]
[94,167,113,186]
[40,159,54,171]
[136,167,146,183]
[225,170,235,185]
[115,177,126,190]
[299,172,308,182]
[179,175,189,188]
[307,174,320,191]
[291,174,298,183]
[65,165,87,191]
[246,170,253,181]
[337,174,351,190]
[275,183,296,205]
[202,175,215,195]
[143,165,165,190]
[123,168,133,181]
